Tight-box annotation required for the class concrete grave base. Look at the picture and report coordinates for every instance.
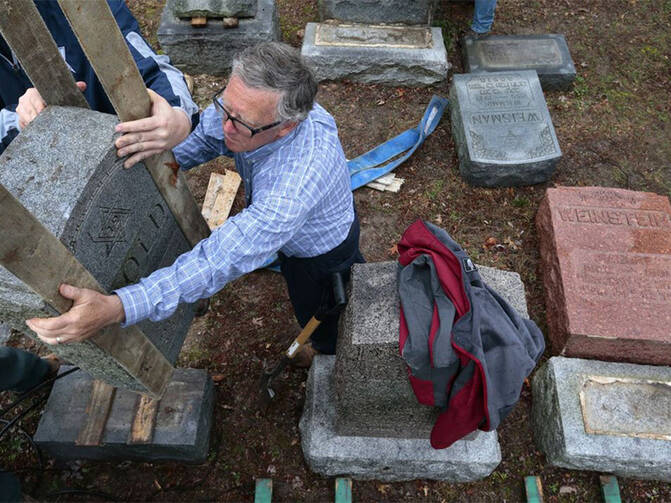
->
[157,0,279,75]
[301,23,449,86]
[300,356,501,482]
[462,34,576,91]
[532,357,671,482]
[34,367,214,463]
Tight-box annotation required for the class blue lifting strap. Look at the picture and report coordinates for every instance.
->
[263,95,448,271]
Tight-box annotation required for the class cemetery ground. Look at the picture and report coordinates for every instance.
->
[1,0,670,501]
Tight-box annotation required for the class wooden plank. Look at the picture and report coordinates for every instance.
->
[190,16,207,27]
[128,394,159,444]
[0,184,173,398]
[334,477,352,503]
[57,0,210,248]
[600,475,622,503]
[76,380,116,446]
[254,479,272,503]
[201,170,241,230]
[0,0,88,108]
[524,476,543,503]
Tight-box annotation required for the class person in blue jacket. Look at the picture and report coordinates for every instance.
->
[0,0,199,168]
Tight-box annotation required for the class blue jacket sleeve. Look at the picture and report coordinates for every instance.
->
[107,1,199,129]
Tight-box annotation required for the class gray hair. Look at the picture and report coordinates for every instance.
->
[231,42,317,123]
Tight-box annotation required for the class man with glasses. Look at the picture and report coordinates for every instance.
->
[26,42,364,367]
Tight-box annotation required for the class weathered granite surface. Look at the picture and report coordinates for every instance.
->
[300,356,501,481]
[158,0,279,75]
[0,107,195,390]
[536,186,671,364]
[170,0,257,18]
[334,261,529,438]
[301,23,449,86]
[0,322,10,345]
[532,357,671,481]
[34,367,214,462]
[462,34,576,90]
[450,70,561,186]
[318,0,436,25]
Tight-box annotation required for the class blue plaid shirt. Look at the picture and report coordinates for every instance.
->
[115,102,355,326]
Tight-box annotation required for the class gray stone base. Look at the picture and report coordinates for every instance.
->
[532,357,671,482]
[34,367,214,463]
[301,23,449,86]
[462,34,576,91]
[300,356,501,482]
[157,0,280,76]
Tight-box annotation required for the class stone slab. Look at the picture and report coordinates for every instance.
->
[0,322,10,345]
[34,367,214,462]
[532,357,671,481]
[536,186,671,365]
[170,0,257,19]
[318,0,436,25]
[300,356,501,481]
[450,70,562,187]
[158,0,279,76]
[462,34,576,91]
[334,261,529,438]
[301,22,449,86]
[0,106,195,390]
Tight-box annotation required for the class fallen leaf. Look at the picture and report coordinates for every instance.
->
[388,244,399,256]
[484,237,498,247]
[211,373,226,382]
[377,484,391,495]
[560,485,578,494]
[252,317,264,327]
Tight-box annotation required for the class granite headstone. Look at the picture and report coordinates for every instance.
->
[158,0,279,75]
[450,70,562,186]
[537,186,671,365]
[0,106,195,391]
[171,0,257,19]
[462,34,576,90]
[318,0,436,25]
[532,357,671,481]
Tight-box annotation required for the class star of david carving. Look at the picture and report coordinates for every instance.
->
[88,205,131,256]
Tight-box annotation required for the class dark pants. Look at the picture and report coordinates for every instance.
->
[279,214,365,354]
[0,347,49,393]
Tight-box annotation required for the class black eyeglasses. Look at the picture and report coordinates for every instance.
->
[212,87,282,137]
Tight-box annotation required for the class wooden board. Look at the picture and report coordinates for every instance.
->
[76,380,116,446]
[254,479,272,503]
[57,0,210,248]
[128,394,159,444]
[0,0,88,108]
[0,184,173,398]
[201,170,241,230]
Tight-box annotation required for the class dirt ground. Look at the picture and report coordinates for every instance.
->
[2,0,671,501]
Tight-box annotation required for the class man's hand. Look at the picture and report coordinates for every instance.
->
[26,284,125,345]
[114,89,191,169]
[16,82,87,129]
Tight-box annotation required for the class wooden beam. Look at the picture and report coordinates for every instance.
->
[76,380,116,446]
[524,476,544,503]
[0,0,88,108]
[0,184,173,398]
[201,170,241,230]
[335,478,352,503]
[128,394,159,444]
[190,16,207,27]
[254,479,272,503]
[57,0,210,248]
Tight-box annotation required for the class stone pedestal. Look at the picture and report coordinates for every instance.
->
[34,367,214,463]
[301,23,449,86]
[171,0,257,18]
[0,107,195,390]
[301,261,532,480]
[537,186,671,365]
[450,70,561,187]
[158,0,280,76]
[462,34,576,91]
[532,357,671,482]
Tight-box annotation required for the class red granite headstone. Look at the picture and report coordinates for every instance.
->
[537,186,671,365]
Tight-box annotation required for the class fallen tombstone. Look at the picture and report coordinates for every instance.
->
[301,261,533,481]
[450,70,562,187]
[532,356,671,482]
[537,186,671,365]
[462,34,576,90]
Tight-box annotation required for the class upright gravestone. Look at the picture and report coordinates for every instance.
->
[450,70,562,186]
[301,261,532,481]
[0,106,196,391]
[158,0,280,75]
[537,186,671,365]
[301,0,449,86]
[462,34,576,91]
[532,357,671,481]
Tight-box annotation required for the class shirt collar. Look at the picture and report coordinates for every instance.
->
[241,121,302,164]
